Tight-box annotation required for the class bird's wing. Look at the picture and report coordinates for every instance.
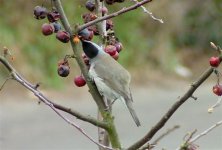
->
[91,54,132,99]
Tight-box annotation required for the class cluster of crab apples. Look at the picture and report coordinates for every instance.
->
[209,56,222,96]
[34,6,70,43]
[33,5,85,87]
[33,1,123,87]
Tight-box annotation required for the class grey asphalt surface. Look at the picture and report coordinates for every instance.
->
[0,81,222,150]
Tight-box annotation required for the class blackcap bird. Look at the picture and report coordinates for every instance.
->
[81,40,141,126]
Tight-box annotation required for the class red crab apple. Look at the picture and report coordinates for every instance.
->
[47,11,61,22]
[105,45,117,56]
[41,23,54,36]
[112,51,119,60]
[56,31,70,43]
[213,84,222,96]
[74,76,86,87]
[82,53,90,65]
[209,56,220,67]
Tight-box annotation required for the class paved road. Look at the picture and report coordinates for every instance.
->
[0,81,222,150]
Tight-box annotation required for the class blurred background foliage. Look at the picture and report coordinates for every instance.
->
[0,0,222,87]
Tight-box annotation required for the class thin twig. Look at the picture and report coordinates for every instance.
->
[127,67,215,150]
[52,0,121,148]
[208,96,222,113]
[183,129,197,143]
[176,129,198,150]
[95,0,110,149]
[189,120,222,143]
[0,76,13,91]
[131,0,164,23]
[175,120,222,150]
[152,125,180,146]
[77,0,153,32]
[140,125,180,150]
[0,55,112,150]
[52,0,107,112]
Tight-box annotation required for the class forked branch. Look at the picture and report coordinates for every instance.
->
[0,55,112,149]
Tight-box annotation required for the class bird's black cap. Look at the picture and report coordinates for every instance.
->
[81,40,99,59]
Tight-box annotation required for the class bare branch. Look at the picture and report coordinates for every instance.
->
[52,0,107,112]
[189,120,222,143]
[95,0,110,149]
[0,76,13,91]
[51,1,122,148]
[127,67,215,150]
[0,55,113,149]
[176,120,222,150]
[77,0,153,32]
[208,96,222,113]
[183,129,197,143]
[152,125,180,146]
[140,125,180,150]
[131,0,164,23]
[51,101,108,129]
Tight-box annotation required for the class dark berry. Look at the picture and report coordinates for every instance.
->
[56,31,70,43]
[105,45,117,56]
[58,65,70,77]
[41,23,54,36]
[213,84,222,96]
[85,0,95,11]
[105,0,115,5]
[57,59,69,67]
[74,76,86,87]
[52,22,62,33]
[47,11,61,22]
[82,53,90,65]
[34,6,47,20]
[209,56,220,67]
[100,7,108,15]
[88,26,99,35]
[114,42,123,52]
[78,28,94,41]
[114,0,125,2]
[82,13,97,23]
[106,19,114,30]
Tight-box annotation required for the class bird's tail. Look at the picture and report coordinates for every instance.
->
[125,99,141,126]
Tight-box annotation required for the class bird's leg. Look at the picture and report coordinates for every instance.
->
[105,98,117,111]
[110,98,117,106]
[87,74,94,83]
[104,97,110,111]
